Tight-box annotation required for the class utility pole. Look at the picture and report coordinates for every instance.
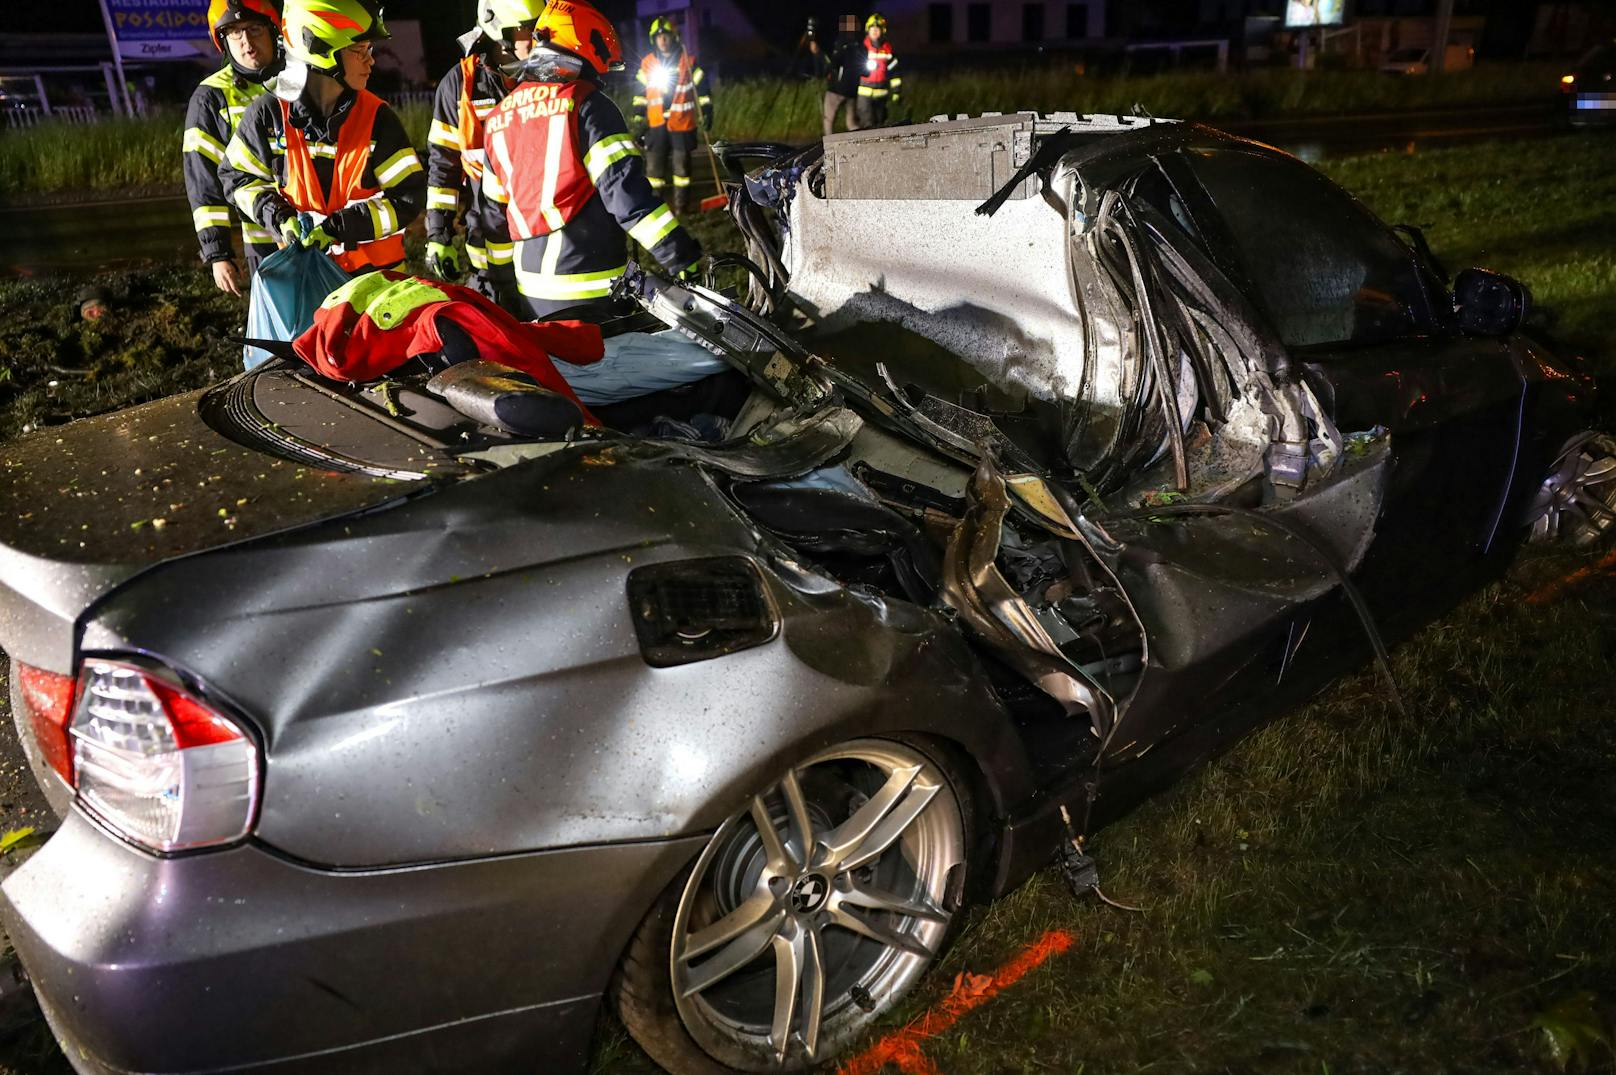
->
[95,0,133,116]
[1430,0,1456,74]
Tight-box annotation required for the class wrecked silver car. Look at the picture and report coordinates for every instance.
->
[0,114,1609,1075]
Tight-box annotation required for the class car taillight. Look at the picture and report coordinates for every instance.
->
[14,662,76,786]
[70,660,259,853]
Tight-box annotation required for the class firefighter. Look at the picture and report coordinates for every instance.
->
[219,0,425,274]
[184,0,283,296]
[631,16,712,216]
[480,0,702,321]
[423,0,546,299]
[856,12,901,129]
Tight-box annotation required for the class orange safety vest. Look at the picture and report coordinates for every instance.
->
[638,52,699,132]
[278,90,407,273]
[483,80,596,240]
[455,54,502,182]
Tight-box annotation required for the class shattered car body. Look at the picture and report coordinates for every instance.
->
[0,113,1605,1075]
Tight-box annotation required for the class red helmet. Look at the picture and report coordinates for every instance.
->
[208,0,281,53]
[533,0,625,75]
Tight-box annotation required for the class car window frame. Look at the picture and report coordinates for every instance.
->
[1167,143,1448,354]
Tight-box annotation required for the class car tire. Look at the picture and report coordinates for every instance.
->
[1528,432,1616,548]
[613,737,975,1073]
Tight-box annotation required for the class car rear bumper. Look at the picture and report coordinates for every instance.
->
[2,811,704,1075]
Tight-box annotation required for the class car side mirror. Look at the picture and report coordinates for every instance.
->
[1453,268,1529,337]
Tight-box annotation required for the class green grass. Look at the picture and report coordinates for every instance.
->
[0,62,1563,201]
[1,132,1614,1074]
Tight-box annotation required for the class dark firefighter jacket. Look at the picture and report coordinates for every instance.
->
[219,88,426,271]
[825,36,865,97]
[292,271,603,420]
[479,76,700,311]
[183,67,278,264]
[426,51,510,264]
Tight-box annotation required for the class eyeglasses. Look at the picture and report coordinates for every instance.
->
[342,43,376,60]
[223,24,272,42]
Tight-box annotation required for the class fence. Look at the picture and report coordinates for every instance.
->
[4,105,104,131]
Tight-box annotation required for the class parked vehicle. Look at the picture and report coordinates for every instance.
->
[0,114,1609,1075]
[1379,44,1474,75]
[1564,42,1616,126]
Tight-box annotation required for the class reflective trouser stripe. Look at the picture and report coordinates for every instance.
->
[672,175,692,188]
[193,205,232,231]
[466,243,489,270]
[647,176,667,189]
[427,186,459,211]
[627,204,679,250]
[858,86,890,97]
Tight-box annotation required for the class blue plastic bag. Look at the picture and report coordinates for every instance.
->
[242,241,350,369]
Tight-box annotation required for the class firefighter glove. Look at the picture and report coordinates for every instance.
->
[278,215,303,248]
[300,222,337,252]
[425,241,464,281]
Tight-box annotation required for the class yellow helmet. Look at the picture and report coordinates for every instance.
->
[865,12,888,32]
[281,0,388,72]
[648,15,681,46]
[477,0,546,44]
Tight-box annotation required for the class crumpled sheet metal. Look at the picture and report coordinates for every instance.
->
[940,456,1114,736]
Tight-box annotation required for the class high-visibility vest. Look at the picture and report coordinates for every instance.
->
[278,91,407,273]
[483,79,596,240]
[292,270,604,421]
[637,52,700,132]
[455,54,500,181]
[860,38,897,96]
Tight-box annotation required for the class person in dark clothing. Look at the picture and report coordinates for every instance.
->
[218,0,425,275]
[822,15,865,136]
[479,0,701,321]
[183,0,283,296]
[423,0,545,298]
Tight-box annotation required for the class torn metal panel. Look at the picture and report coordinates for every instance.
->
[940,456,1115,736]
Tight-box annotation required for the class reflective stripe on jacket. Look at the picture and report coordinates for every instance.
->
[292,270,604,421]
[218,89,426,274]
[634,51,709,132]
[279,92,407,272]
[182,67,276,263]
[858,37,901,98]
[480,77,700,307]
[426,52,509,244]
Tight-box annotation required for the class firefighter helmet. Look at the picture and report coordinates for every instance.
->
[281,0,390,72]
[209,0,280,53]
[865,12,889,33]
[648,15,681,46]
[532,0,624,75]
[476,0,547,45]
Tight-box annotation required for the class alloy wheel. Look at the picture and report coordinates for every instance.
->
[1529,434,1616,547]
[668,739,965,1071]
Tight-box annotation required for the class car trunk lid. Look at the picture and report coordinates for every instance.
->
[0,382,446,671]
